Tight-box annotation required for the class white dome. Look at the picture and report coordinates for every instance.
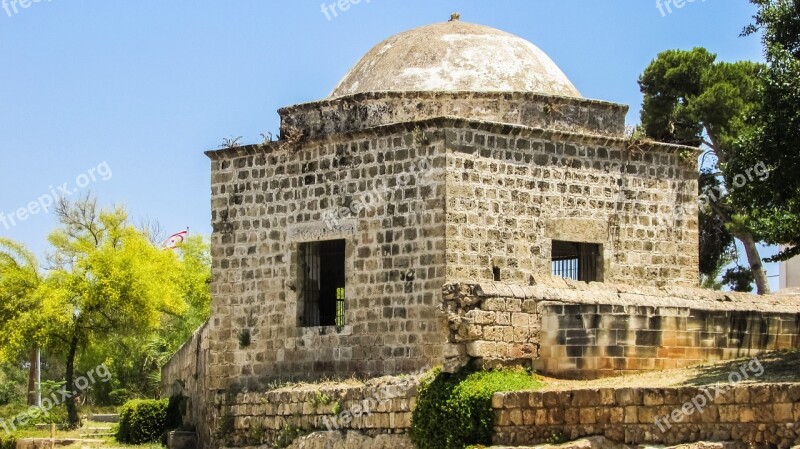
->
[329,20,581,98]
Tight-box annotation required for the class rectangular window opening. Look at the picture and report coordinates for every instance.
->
[551,240,601,283]
[300,239,346,327]
[492,266,501,282]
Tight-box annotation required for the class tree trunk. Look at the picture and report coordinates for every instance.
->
[65,333,80,428]
[736,231,772,295]
[708,201,771,295]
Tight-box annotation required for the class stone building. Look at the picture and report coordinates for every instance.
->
[202,17,700,386]
[163,18,800,448]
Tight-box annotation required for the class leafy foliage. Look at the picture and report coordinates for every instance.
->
[0,239,42,362]
[0,196,212,424]
[0,363,25,406]
[698,172,736,279]
[410,367,542,449]
[116,398,168,444]
[0,433,16,449]
[638,48,770,293]
[736,0,800,261]
[721,266,756,292]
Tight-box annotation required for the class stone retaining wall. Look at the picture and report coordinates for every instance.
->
[212,375,419,447]
[444,281,800,378]
[493,384,800,448]
[162,322,211,444]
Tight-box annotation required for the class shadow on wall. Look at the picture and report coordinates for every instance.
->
[682,350,800,386]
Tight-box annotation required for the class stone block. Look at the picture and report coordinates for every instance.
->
[483,298,506,311]
[466,310,496,325]
[168,431,197,449]
[734,389,751,404]
[466,340,496,357]
[579,408,597,424]
[512,313,531,327]
[564,408,580,425]
[774,403,793,422]
[740,408,756,423]
[616,388,642,406]
[624,406,638,424]
[642,390,664,406]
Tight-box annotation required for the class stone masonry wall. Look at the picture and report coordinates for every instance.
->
[443,283,540,366]
[199,368,800,449]
[204,122,450,392]
[162,322,211,443]
[444,281,800,378]
[213,375,419,448]
[493,384,800,448]
[279,91,628,141]
[443,118,700,287]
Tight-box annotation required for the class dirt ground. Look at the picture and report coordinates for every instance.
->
[539,350,800,391]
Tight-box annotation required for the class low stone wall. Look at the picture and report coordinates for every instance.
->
[162,321,211,444]
[493,384,800,448]
[444,280,800,378]
[214,375,420,447]
[444,283,540,365]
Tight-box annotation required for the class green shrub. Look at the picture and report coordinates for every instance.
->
[0,433,16,449]
[0,381,18,406]
[108,389,132,406]
[116,398,168,444]
[34,405,69,426]
[0,402,68,431]
[410,366,542,449]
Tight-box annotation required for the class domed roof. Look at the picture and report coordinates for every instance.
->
[329,19,581,99]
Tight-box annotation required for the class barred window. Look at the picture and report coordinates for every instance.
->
[551,241,601,283]
[300,240,346,327]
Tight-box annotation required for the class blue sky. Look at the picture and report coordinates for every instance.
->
[0,1,781,290]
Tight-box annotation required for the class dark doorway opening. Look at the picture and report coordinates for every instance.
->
[300,239,346,327]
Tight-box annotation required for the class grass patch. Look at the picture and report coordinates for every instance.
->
[411,366,543,449]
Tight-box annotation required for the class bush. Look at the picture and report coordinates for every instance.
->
[410,366,542,449]
[0,433,16,449]
[108,389,132,406]
[116,399,168,444]
[0,381,19,406]
[0,433,15,449]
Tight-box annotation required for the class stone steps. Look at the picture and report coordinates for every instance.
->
[88,413,119,423]
[16,438,104,449]
[79,427,115,437]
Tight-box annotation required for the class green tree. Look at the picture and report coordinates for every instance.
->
[0,239,42,364]
[638,48,770,293]
[37,197,187,425]
[78,236,211,402]
[161,236,211,351]
[736,0,800,262]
